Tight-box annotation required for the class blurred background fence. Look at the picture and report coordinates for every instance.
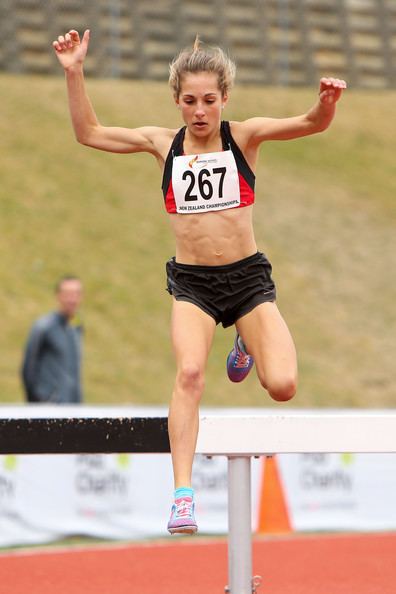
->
[0,0,395,87]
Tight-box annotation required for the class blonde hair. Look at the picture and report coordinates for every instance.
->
[169,35,236,98]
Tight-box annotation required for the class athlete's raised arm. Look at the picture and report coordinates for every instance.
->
[237,77,347,148]
[52,29,167,156]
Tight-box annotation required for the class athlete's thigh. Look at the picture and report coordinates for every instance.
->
[235,302,297,382]
[171,299,217,368]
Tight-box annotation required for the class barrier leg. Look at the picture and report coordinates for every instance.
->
[225,456,261,594]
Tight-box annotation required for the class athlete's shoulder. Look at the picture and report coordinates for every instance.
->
[165,126,185,143]
[225,120,251,153]
[161,126,181,136]
[140,126,180,163]
[228,119,258,137]
[139,126,177,144]
[152,126,182,150]
[153,126,182,139]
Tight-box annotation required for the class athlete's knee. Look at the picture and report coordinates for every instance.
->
[176,363,205,398]
[259,373,297,402]
[268,376,297,402]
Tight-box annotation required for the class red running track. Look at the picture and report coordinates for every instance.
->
[0,532,395,594]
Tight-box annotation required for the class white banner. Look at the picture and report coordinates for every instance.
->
[0,452,262,547]
[279,452,396,532]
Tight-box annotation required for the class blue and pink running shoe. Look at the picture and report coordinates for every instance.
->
[167,496,198,535]
[226,333,254,382]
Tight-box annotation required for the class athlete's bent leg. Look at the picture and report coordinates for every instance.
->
[236,302,297,401]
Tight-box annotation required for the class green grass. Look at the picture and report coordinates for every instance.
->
[0,73,394,407]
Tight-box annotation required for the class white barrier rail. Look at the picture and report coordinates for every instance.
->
[1,406,396,594]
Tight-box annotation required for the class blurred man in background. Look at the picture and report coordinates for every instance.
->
[21,276,83,403]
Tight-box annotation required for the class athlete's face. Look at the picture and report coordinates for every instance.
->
[176,72,228,136]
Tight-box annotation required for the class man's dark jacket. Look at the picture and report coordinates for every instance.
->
[21,312,83,403]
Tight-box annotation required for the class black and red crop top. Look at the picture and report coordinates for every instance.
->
[161,121,255,214]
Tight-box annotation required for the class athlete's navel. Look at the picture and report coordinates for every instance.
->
[214,250,223,257]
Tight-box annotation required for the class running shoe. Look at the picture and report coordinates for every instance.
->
[226,333,254,382]
[167,496,198,535]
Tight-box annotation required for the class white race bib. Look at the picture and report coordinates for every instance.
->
[172,150,240,214]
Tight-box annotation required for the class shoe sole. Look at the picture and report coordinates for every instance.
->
[168,525,198,535]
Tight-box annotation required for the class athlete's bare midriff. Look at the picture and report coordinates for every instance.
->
[157,122,259,265]
[168,204,257,265]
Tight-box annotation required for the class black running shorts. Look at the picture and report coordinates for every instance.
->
[166,252,276,328]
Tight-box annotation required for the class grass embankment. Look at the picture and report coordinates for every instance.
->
[0,73,394,407]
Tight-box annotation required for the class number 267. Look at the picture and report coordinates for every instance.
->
[182,167,226,201]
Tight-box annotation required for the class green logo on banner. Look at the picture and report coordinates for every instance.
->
[117,454,130,469]
[340,453,354,466]
[3,455,18,471]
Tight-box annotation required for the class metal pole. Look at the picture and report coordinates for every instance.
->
[226,456,253,594]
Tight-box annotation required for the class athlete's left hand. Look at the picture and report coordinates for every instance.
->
[318,77,347,105]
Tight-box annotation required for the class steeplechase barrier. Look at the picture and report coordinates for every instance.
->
[1,406,396,594]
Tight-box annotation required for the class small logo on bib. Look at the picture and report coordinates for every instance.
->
[188,155,199,168]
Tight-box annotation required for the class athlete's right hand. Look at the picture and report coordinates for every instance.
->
[52,29,90,70]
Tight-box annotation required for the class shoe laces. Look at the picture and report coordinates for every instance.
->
[174,498,193,519]
[234,349,251,369]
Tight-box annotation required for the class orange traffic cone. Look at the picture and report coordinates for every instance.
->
[257,455,292,534]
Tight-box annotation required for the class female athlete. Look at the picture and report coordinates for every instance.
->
[53,29,346,534]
